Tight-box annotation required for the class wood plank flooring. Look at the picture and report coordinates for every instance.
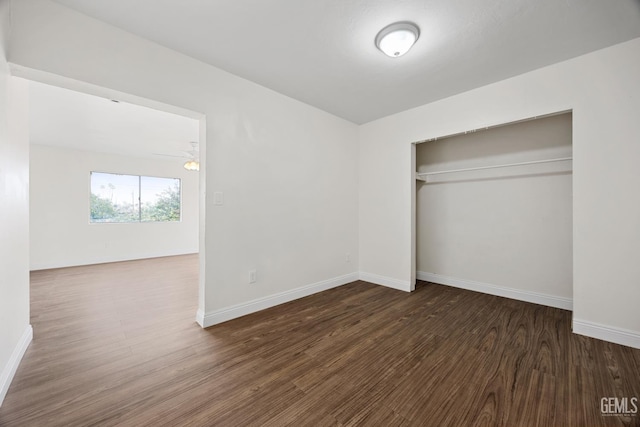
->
[0,254,639,426]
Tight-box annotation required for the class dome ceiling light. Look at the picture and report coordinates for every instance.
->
[375,22,420,58]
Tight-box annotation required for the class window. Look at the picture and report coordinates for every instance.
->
[90,172,181,223]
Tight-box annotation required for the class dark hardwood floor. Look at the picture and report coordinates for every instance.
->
[0,254,638,426]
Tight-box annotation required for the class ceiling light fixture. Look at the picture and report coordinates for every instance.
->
[183,160,199,171]
[375,22,420,58]
[183,141,199,171]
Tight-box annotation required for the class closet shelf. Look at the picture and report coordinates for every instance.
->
[416,157,572,182]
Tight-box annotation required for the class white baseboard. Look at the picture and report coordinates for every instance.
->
[30,251,199,271]
[198,272,359,328]
[417,271,573,311]
[573,319,640,349]
[0,325,32,407]
[359,272,412,292]
[195,308,205,327]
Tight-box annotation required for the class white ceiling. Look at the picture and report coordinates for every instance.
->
[52,0,640,124]
[29,81,199,160]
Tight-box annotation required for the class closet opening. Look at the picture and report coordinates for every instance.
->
[412,111,573,310]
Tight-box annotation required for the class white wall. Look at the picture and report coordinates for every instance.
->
[0,0,32,406]
[416,114,573,305]
[360,38,640,347]
[29,145,200,270]
[8,0,359,324]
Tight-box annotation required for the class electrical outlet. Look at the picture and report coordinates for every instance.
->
[249,269,257,284]
[213,191,224,206]
[346,253,351,263]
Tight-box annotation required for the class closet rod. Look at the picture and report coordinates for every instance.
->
[416,157,572,177]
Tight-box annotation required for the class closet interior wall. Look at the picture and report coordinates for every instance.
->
[416,113,573,303]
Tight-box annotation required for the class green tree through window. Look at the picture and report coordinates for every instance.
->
[142,182,181,222]
[90,193,116,221]
[90,172,181,223]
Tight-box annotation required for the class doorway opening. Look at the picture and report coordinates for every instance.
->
[25,75,207,325]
